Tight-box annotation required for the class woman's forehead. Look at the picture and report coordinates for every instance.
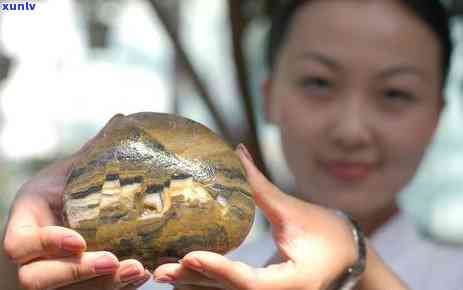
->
[288,1,438,48]
[279,0,442,78]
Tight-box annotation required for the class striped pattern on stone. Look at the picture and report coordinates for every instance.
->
[63,112,255,270]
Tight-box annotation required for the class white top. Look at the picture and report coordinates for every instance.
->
[141,213,463,290]
[370,213,463,290]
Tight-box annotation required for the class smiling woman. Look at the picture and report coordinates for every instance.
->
[244,0,458,289]
[148,1,459,289]
[263,0,447,234]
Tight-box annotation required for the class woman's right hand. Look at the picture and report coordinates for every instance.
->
[154,145,361,290]
[154,144,409,290]
[2,115,151,290]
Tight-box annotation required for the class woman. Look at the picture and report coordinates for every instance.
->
[154,0,457,289]
[261,0,450,236]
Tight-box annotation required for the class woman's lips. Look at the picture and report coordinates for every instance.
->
[323,161,373,182]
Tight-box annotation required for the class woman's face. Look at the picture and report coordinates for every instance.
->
[264,0,443,219]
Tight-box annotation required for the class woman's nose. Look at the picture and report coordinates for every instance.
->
[329,101,373,150]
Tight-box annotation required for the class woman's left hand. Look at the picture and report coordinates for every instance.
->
[152,145,359,290]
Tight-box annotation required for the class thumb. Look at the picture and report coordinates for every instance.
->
[236,145,330,263]
[236,144,298,229]
[180,251,301,290]
[180,251,255,290]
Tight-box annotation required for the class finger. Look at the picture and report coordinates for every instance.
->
[18,251,119,290]
[6,191,58,234]
[6,114,126,226]
[115,259,146,285]
[119,270,151,290]
[182,251,304,290]
[10,157,77,224]
[178,251,256,290]
[6,114,127,242]
[7,151,85,234]
[59,268,150,290]
[237,145,347,264]
[154,263,220,288]
[236,144,299,228]
[4,225,86,265]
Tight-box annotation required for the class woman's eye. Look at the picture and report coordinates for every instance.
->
[383,89,416,102]
[298,77,333,93]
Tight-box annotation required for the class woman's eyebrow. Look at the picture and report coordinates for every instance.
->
[376,66,427,81]
[297,51,341,70]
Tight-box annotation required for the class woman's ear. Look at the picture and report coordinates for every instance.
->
[261,78,279,125]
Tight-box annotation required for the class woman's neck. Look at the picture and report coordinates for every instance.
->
[357,204,399,237]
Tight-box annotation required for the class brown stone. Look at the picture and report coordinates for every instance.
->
[63,112,255,270]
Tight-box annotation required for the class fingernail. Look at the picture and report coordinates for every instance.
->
[237,143,254,163]
[155,275,175,284]
[61,235,85,252]
[94,254,119,274]
[185,259,204,273]
[120,264,142,283]
[131,275,150,287]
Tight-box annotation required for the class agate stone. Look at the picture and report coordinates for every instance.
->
[63,112,255,270]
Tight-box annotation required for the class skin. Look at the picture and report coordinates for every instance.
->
[263,0,443,234]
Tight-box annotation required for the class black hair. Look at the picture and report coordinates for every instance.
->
[266,0,453,85]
